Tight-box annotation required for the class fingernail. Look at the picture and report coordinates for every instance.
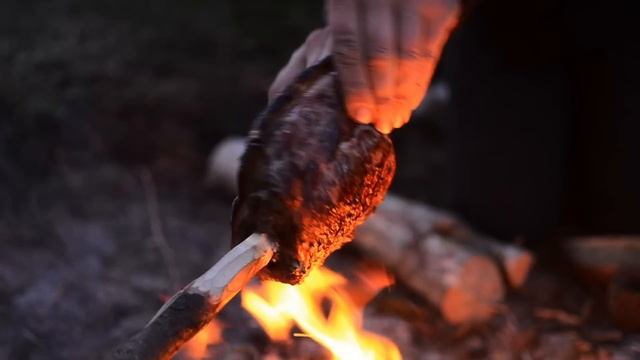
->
[354,107,372,124]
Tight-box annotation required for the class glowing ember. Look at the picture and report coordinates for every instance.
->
[180,319,223,359]
[242,265,402,360]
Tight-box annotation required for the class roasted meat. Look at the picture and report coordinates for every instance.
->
[231,57,396,284]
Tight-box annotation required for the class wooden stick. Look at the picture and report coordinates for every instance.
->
[109,233,274,360]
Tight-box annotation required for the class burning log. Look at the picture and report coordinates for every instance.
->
[241,265,403,359]
[109,233,274,360]
[207,138,535,325]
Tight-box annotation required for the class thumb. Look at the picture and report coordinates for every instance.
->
[268,44,308,104]
[268,28,332,104]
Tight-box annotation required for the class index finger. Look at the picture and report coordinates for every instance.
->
[328,0,375,124]
[397,0,434,111]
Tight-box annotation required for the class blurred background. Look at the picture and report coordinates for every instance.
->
[0,0,448,358]
[2,0,639,359]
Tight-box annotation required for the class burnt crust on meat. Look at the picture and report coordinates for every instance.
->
[231,57,396,284]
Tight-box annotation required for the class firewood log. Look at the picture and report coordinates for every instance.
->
[564,236,640,331]
[366,195,534,289]
[607,270,640,332]
[354,196,506,324]
[565,236,640,286]
[207,137,536,324]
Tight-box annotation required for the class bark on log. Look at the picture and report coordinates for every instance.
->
[564,236,640,331]
[109,234,274,360]
[207,137,535,324]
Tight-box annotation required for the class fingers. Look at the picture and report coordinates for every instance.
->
[329,0,408,134]
[395,0,461,117]
[328,0,375,125]
[273,0,461,135]
[420,0,461,47]
[304,28,332,67]
[365,0,398,134]
[268,29,332,104]
[397,0,433,111]
[394,108,411,129]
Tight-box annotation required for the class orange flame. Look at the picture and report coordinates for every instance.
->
[180,319,223,359]
[242,265,402,360]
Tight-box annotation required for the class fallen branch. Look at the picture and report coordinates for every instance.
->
[109,233,274,360]
[139,169,179,290]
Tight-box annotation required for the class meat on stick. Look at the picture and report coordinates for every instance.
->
[110,58,396,360]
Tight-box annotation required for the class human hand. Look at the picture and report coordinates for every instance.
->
[269,0,460,134]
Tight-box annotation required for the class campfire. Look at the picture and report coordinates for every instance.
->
[177,264,401,360]
[109,58,639,359]
[181,320,223,359]
[242,265,401,360]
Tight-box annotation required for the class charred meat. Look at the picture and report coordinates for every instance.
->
[231,58,396,284]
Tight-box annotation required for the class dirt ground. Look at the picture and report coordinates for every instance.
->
[1,1,638,359]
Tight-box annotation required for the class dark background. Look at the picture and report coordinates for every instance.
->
[0,0,447,358]
[2,0,639,358]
